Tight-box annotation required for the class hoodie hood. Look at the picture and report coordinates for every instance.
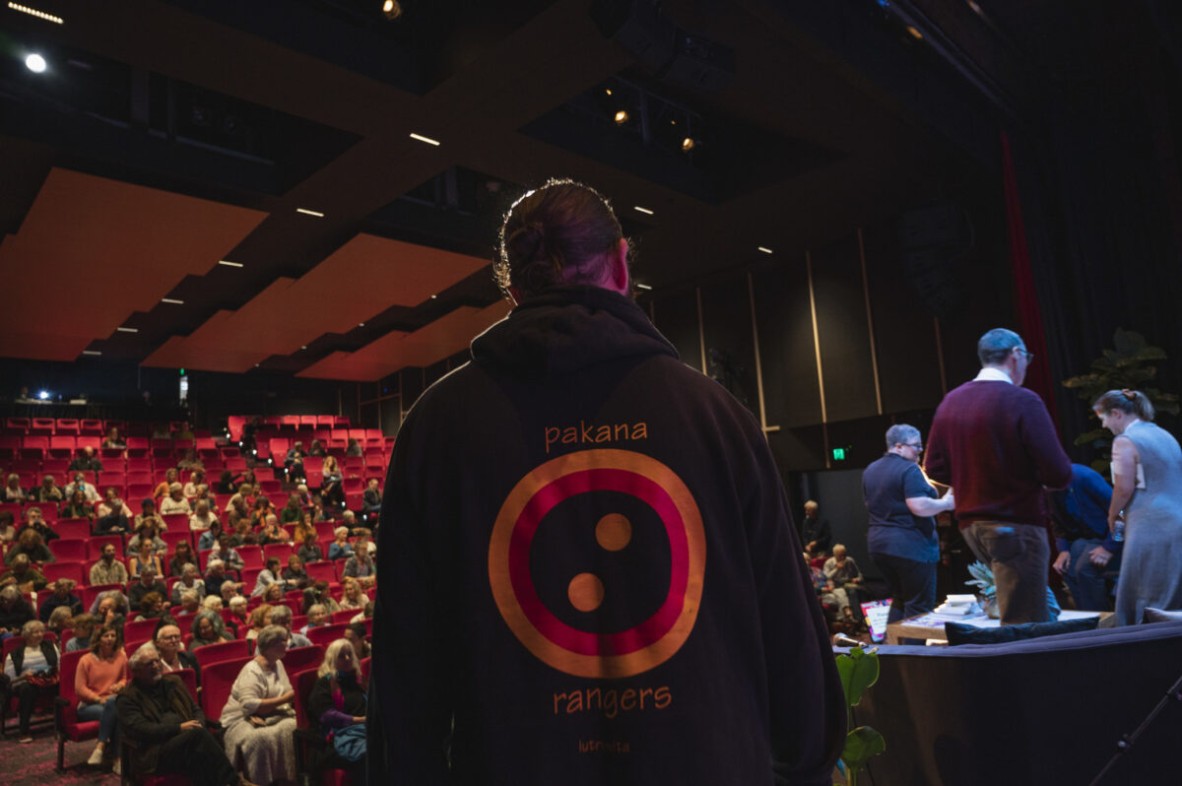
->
[470,286,677,377]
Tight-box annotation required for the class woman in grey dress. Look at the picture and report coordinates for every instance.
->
[1093,389,1182,624]
[220,625,298,784]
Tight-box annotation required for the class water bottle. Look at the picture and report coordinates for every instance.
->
[1113,519,1125,543]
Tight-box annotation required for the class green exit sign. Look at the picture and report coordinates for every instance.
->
[832,447,847,461]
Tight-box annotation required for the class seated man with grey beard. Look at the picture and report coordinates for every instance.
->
[117,642,255,786]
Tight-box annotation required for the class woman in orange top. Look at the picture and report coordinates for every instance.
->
[75,624,128,771]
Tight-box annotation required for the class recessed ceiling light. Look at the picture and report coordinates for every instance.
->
[409,132,441,146]
[296,208,325,217]
[24,53,47,73]
[633,206,654,215]
[906,25,924,40]
[430,294,437,299]
[358,322,366,327]
[8,3,63,24]
[300,345,307,350]
[635,283,653,291]
[217,259,244,268]
[116,327,139,333]
[81,350,101,356]
[757,246,774,254]
[161,297,184,305]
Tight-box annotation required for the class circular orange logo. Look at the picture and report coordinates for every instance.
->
[488,449,706,679]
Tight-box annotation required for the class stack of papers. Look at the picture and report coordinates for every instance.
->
[933,595,982,617]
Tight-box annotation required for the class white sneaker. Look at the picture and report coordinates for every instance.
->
[87,743,105,766]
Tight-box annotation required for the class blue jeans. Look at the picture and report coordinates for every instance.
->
[1064,538,1119,611]
[77,697,118,744]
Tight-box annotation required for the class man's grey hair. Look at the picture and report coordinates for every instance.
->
[977,328,1025,366]
[182,563,199,577]
[269,605,293,627]
[885,424,921,449]
[207,558,224,571]
[257,624,288,651]
[129,642,160,671]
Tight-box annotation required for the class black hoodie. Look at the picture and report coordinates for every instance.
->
[370,286,844,786]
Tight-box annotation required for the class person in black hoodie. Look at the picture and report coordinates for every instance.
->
[369,178,844,786]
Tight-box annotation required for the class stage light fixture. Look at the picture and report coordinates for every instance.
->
[681,136,696,152]
[757,246,774,254]
[82,350,101,356]
[296,207,325,217]
[37,390,50,400]
[161,297,184,305]
[8,3,62,24]
[25,53,47,73]
[382,0,402,20]
[614,109,630,125]
[633,206,654,215]
[906,25,924,40]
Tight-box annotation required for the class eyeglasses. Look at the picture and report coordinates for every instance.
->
[902,443,923,451]
[1014,347,1034,362]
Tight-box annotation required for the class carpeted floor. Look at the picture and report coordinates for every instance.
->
[2,713,118,786]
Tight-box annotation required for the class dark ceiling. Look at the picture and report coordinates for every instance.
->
[2,0,1172,381]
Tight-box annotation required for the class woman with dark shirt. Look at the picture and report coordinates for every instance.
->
[306,638,367,777]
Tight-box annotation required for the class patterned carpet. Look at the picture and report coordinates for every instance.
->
[2,714,118,786]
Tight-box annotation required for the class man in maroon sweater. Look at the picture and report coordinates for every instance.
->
[925,328,1072,624]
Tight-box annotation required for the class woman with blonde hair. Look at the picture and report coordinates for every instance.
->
[307,638,366,775]
[320,455,345,510]
[245,603,273,641]
[3,619,59,742]
[338,577,365,612]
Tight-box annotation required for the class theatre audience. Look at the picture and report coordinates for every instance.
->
[95,487,132,535]
[117,642,253,786]
[190,499,218,533]
[91,591,128,630]
[320,456,345,510]
[128,523,169,557]
[344,622,370,659]
[204,559,242,600]
[298,533,323,564]
[327,527,353,561]
[302,581,340,615]
[169,541,198,578]
[23,505,59,543]
[245,604,273,641]
[281,555,309,590]
[101,427,125,449]
[258,514,290,545]
[153,469,179,501]
[338,577,366,612]
[46,604,74,636]
[153,623,199,678]
[251,558,285,598]
[268,604,311,648]
[198,520,223,551]
[342,545,376,589]
[301,604,328,636]
[171,562,206,604]
[129,565,168,611]
[76,623,128,772]
[183,468,207,499]
[219,625,298,785]
[65,472,100,503]
[800,500,832,559]
[2,619,60,742]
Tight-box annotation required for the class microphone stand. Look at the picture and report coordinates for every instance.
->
[1088,670,1182,785]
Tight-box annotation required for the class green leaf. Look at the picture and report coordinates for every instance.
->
[835,647,880,708]
[842,726,886,771]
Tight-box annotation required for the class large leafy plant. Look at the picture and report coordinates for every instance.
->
[834,646,883,786]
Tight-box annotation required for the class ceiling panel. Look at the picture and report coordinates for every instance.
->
[298,300,510,381]
[0,168,266,361]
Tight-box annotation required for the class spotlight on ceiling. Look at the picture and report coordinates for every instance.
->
[37,390,50,400]
[382,0,402,20]
[614,109,630,125]
[25,53,47,73]
[681,136,696,152]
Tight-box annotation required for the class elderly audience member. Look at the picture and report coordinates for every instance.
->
[77,623,128,772]
[95,487,132,535]
[5,529,53,566]
[39,577,83,622]
[129,565,168,612]
[91,591,128,630]
[0,553,48,593]
[280,555,309,590]
[23,506,59,543]
[189,610,234,650]
[65,472,100,503]
[3,473,26,502]
[327,527,353,561]
[2,619,60,741]
[204,558,242,600]
[160,483,192,517]
[153,623,199,678]
[69,446,104,473]
[190,499,219,533]
[117,642,253,786]
[251,557,285,598]
[32,474,65,503]
[219,625,298,785]
[62,488,96,520]
[171,562,207,604]
[0,585,35,638]
[90,542,129,586]
[342,546,375,589]
[307,639,367,776]
[268,604,311,648]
